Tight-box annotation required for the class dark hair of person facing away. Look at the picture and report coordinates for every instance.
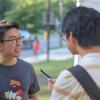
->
[0,20,19,42]
[62,6,100,47]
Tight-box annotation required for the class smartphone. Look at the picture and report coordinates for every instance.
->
[40,69,52,78]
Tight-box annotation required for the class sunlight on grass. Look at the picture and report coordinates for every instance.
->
[33,58,74,77]
[39,84,51,100]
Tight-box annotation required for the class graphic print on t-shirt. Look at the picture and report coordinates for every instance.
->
[4,77,23,100]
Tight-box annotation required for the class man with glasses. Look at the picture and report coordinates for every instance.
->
[49,6,100,100]
[0,20,40,99]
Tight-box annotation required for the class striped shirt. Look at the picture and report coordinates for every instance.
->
[50,53,100,100]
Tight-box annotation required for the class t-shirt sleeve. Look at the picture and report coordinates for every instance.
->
[28,65,40,95]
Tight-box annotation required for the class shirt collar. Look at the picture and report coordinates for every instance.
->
[78,53,100,67]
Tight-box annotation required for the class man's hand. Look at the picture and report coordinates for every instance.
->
[28,93,39,100]
[48,78,56,91]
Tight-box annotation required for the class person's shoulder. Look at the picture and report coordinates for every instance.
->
[57,70,73,80]
[18,58,31,64]
[55,69,76,86]
[17,58,33,68]
[54,69,82,93]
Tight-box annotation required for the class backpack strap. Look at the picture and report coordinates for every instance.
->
[68,65,100,100]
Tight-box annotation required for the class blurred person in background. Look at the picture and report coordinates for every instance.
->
[33,32,40,63]
[33,33,40,56]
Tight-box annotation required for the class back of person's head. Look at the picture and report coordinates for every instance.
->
[62,6,100,47]
[0,20,19,42]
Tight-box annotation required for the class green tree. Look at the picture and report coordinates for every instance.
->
[4,0,76,33]
[5,0,45,32]
[0,0,13,19]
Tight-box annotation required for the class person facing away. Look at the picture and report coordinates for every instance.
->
[50,6,100,100]
[0,20,40,100]
[33,33,40,56]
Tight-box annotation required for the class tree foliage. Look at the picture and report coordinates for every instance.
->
[0,0,13,19]
[3,0,76,33]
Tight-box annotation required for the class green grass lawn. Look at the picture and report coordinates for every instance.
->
[32,58,74,100]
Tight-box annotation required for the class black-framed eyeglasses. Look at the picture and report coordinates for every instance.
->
[1,36,24,44]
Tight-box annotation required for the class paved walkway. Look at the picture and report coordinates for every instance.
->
[20,48,74,63]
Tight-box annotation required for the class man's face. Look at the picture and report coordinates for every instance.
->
[0,28,23,58]
[66,39,78,55]
[62,32,78,55]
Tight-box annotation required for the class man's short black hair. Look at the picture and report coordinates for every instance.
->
[0,20,19,42]
[62,6,100,47]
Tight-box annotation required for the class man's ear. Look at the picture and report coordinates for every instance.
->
[69,32,75,41]
[0,43,3,50]
[69,32,77,44]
